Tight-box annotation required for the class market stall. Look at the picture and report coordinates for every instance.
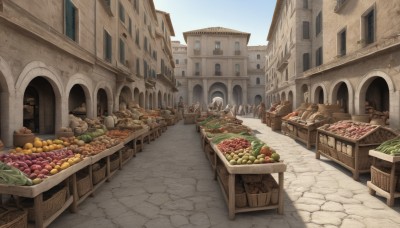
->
[316,121,397,180]
[265,101,292,131]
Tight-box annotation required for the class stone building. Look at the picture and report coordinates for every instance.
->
[0,0,177,146]
[247,46,267,106]
[265,0,322,109]
[266,0,400,128]
[173,27,266,110]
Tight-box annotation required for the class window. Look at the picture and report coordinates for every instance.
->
[339,29,346,56]
[316,47,323,66]
[215,41,221,50]
[128,17,132,36]
[103,30,112,62]
[235,42,240,51]
[133,0,138,11]
[285,69,288,81]
[119,2,125,23]
[182,71,185,77]
[257,64,260,69]
[303,0,308,9]
[65,0,78,41]
[303,21,310,39]
[235,64,240,76]
[195,62,200,75]
[194,40,201,50]
[364,9,375,44]
[215,64,221,76]
[144,13,147,25]
[143,60,148,78]
[135,29,140,46]
[257,54,260,60]
[175,59,179,64]
[303,53,310,71]
[119,38,125,64]
[136,58,140,75]
[256,78,260,85]
[144,36,148,52]
[316,12,322,36]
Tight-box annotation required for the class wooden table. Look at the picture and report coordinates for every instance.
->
[368,150,400,206]
[209,143,286,219]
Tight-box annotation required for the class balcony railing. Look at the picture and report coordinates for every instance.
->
[194,49,201,55]
[276,52,291,72]
[334,0,348,13]
[215,71,222,76]
[234,50,241,55]
[213,49,223,55]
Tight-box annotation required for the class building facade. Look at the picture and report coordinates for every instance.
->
[247,46,267,106]
[266,0,400,128]
[173,27,266,110]
[0,0,177,146]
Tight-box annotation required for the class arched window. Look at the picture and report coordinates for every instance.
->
[256,77,260,85]
[257,64,260,69]
[215,63,221,76]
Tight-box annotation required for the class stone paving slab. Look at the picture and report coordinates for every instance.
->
[49,117,400,228]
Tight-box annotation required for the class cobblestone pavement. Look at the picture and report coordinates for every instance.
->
[50,117,400,228]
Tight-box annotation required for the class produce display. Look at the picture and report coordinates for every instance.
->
[0,149,82,185]
[69,115,89,135]
[106,129,132,139]
[0,161,32,186]
[217,137,280,165]
[9,137,68,154]
[375,138,400,156]
[319,121,377,140]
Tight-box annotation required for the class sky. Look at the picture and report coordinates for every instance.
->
[153,0,277,46]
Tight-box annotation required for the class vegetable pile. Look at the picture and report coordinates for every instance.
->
[319,121,377,140]
[376,138,400,156]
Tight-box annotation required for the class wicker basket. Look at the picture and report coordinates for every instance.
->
[270,116,282,131]
[319,143,338,159]
[121,149,133,161]
[110,155,120,172]
[244,182,270,207]
[92,164,106,185]
[235,192,248,208]
[371,166,394,192]
[77,172,92,197]
[0,208,27,228]
[25,186,67,222]
[263,175,279,205]
[13,133,35,147]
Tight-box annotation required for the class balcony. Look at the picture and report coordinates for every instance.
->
[214,71,222,76]
[334,0,348,13]
[213,49,223,55]
[195,72,200,76]
[193,49,201,55]
[276,52,291,72]
[234,50,241,55]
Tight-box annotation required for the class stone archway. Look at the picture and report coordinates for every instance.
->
[139,92,144,108]
[16,61,64,136]
[94,82,113,117]
[254,95,262,105]
[330,80,352,113]
[208,82,227,105]
[313,85,325,104]
[232,85,243,105]
[0,55,16,146]
[134,88,140,106]
[281,91,286,102]
[117,86,133,110]
[66,74,94,118]
[193,84,203,104]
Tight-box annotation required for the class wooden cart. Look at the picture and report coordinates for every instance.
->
[285,120,327,149]
[316,124,397,180]
[367,150,400,206]
[209,143,286,219]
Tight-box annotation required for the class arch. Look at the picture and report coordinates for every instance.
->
[139,92,144,108]
[0,55,16,146]
[277,93,281,102]
[330,79,353,113]
[232,85,243,105]
[254,95,262,105]
[66,73,94,118]
[133,87,140,105]
[193,84,204,104]
[158,90,162,108]
[149,92,153,109]
[300,84,309,103]
[163,92,167,106]
[281,91,286,101]
[311,83,327,104]
[208,82,228,104]
[94,81,114,117]
[15,61,64,135]
[355,70,395,116]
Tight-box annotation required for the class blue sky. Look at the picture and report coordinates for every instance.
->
[153,0,277,46]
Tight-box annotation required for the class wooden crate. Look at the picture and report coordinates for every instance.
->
[0,208,27,228]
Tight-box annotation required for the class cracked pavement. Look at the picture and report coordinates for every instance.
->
[50,116,400,228]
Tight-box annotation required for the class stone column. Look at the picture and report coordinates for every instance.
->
[188,80,193,105]
[203,79,208,109]
[227,79,232,105]
[242,80,248,105]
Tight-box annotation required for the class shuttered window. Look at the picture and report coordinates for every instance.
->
[303,53,310,71]
[65,0,77,41]
[104,30,112,62]
[303,21,310,39]
[119,38,125,64]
